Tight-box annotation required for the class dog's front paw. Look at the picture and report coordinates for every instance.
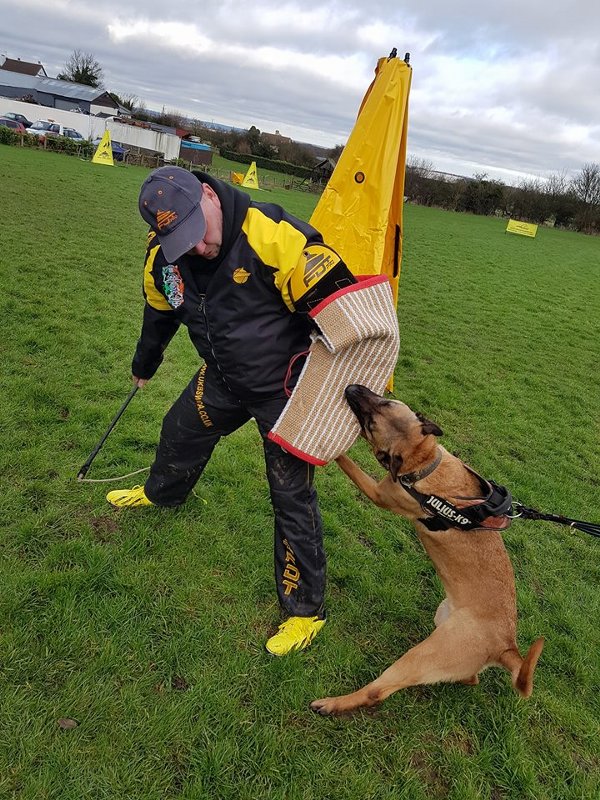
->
[310,697,340,716]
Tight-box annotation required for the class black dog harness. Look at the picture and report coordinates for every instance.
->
[398,448,513,532]
[395,447,600,539]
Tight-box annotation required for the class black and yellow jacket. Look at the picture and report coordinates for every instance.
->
[132,172,355,399]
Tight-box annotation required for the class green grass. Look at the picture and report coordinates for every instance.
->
[1,145,599,800]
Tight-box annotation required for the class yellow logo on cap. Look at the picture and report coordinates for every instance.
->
[156,209,177,230]
[233,268,251,284]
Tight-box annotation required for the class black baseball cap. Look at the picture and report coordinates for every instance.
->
[139,166,206,262]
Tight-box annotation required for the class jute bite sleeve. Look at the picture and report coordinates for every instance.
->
[268,276,400,465]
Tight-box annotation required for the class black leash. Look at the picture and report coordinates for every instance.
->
[512,503,600,538]
[77,385,139,480]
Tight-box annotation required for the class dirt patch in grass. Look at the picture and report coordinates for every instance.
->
[443,729,475,755]
[90,515,119,542]
[409,749,450,799]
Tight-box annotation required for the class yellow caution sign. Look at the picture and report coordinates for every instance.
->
[231,171,245,185]
[506,219,538,237]
[92,130,114,166]
[241,161,259,189]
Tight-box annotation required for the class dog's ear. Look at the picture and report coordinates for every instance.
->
[390,454,403,482]
[415,411,443,437]
[421,419,443,437]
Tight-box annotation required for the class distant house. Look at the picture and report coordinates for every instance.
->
[261,129,292,154]
[0,56,47,77]
[0,67,119,115]
[262,130,292,145]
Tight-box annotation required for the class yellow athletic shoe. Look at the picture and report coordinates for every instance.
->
[265,616,325,656]
[106,485,153,508]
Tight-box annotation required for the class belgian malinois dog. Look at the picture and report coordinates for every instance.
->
[311,385,543,716]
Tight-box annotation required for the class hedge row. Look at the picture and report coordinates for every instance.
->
[0,127,94,157]
[219,150,313,179]
[0,127,39,147]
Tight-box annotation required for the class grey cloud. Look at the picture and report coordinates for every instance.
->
[1,0,599,181]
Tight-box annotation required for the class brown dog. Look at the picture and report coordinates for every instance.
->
[311,385,543,716]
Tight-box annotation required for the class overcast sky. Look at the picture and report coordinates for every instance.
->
[1,0,599,182]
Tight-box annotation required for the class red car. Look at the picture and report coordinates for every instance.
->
[2,111,33,128]
[0,117,27,133]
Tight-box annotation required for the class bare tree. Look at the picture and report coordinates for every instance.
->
[539,171,577,228]
[511,177,548,222]
[406,155,434,179]
[156,109,186,128]
[570,163,600,233]
[235,139,252,155]
[544,171,569,198]
[404,155,435,203]
[131,100,148,121]
[328,144,344,161]
[57,50,104,87]
[113,92,138,112]
[570,163,600,206]
[277,140,315,168]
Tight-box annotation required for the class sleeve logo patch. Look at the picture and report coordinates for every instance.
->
[302,245,340,287]
[162,265,185,308]
[288,244,341,306]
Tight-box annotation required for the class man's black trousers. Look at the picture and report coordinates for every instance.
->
[144,365,326,619]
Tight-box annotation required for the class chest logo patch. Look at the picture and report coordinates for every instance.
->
[233,268,251,284]
[162,265,184,308]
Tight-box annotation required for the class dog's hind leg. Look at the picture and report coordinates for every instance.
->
[498,638,544,698]
[433,600,478,685]
[311,616,484,716]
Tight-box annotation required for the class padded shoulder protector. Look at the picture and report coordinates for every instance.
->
[289,244,356,313]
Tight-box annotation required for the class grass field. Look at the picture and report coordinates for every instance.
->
[1,145,599,800]
[208,152,323,216]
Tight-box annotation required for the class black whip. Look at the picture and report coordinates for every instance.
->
[513,503,600,538]
[77,385,139,480]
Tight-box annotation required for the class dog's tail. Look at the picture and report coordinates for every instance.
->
[499,638,545,698]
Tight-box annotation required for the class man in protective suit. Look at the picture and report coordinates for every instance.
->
[108,166,358,655]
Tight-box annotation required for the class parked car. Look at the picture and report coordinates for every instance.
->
[55,125,85,142]
[92,137,129,162]
[2,111,33,128]
[28,120,85,142]
[27,120,55,140]
[0,117,27,133]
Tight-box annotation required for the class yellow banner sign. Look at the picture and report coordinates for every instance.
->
[506,219,538,237]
